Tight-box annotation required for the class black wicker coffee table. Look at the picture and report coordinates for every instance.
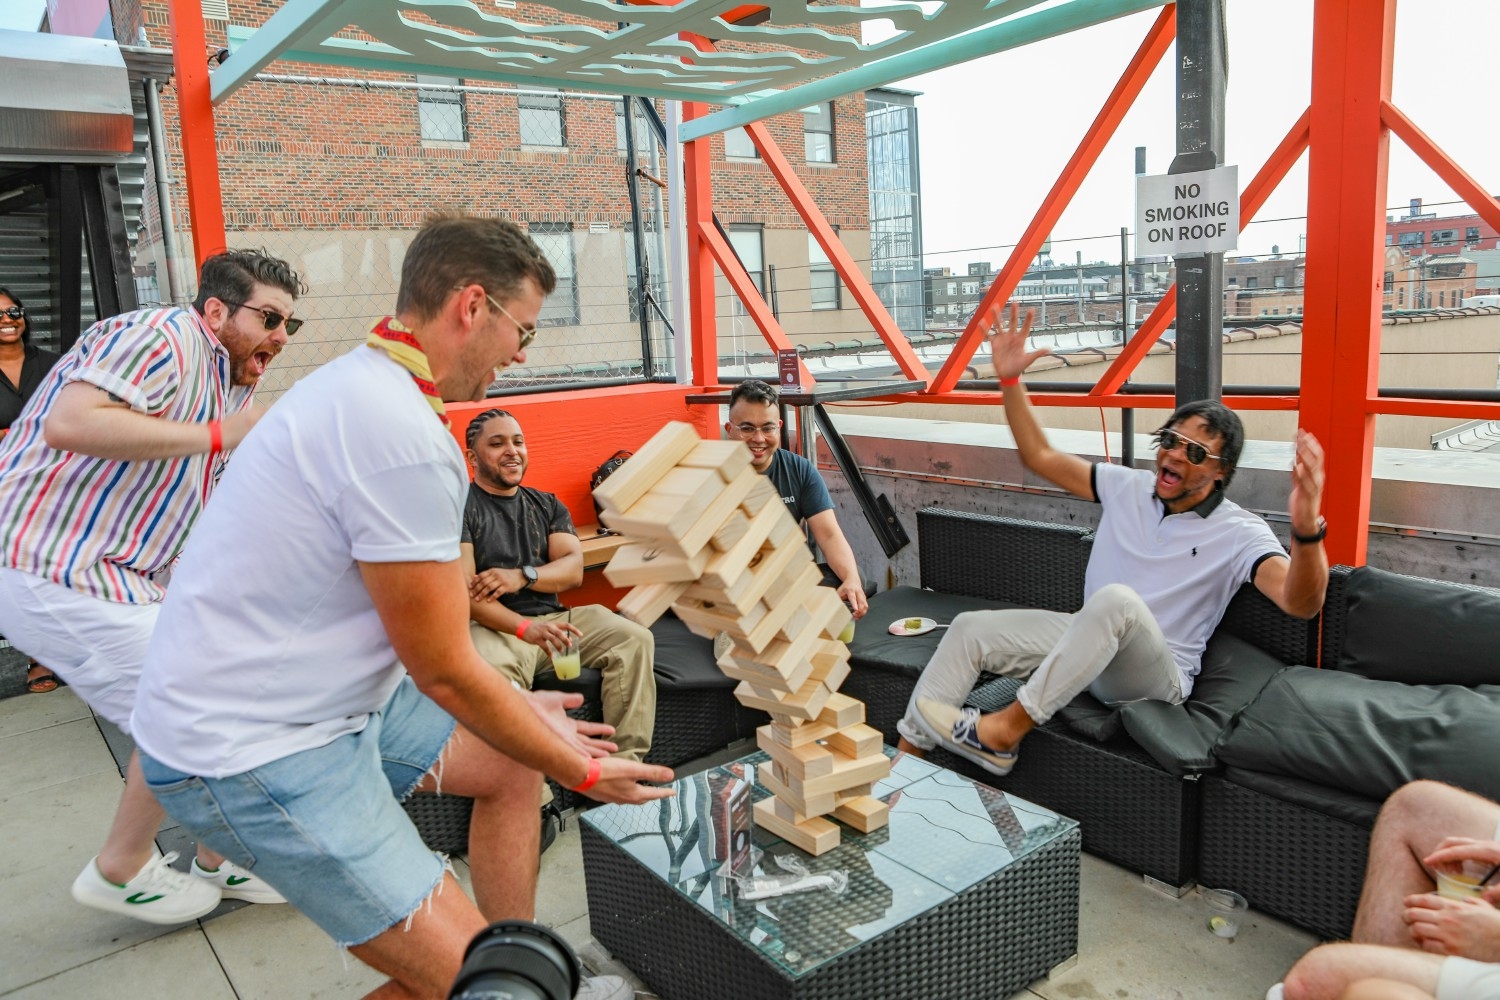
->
[580,748,1081,1000]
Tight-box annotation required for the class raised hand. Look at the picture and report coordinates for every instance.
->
[983,303,1049,383]
[1288,428,1325,534]
[527,689,618,758]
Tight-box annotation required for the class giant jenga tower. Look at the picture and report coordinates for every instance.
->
[593,422,890,855]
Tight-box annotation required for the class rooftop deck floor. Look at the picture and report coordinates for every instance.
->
[1,687,1317,999]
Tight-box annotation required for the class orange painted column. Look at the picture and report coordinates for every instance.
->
[166,0,227,266]
[682,101,718,387]
[1299,0,1396,567]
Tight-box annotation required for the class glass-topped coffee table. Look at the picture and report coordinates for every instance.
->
[580,748,1080,1000]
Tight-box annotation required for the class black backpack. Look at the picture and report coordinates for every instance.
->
[590,450,633,519]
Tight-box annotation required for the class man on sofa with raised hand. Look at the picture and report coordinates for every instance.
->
[461,407,657,766]
[1274,781,1500,1000]
[896,303,1329,778]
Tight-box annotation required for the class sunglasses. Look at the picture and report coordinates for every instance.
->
[1,306,24,320]
[485,293,538,352]
[222,300,303,336]
[1152,428,1222,465]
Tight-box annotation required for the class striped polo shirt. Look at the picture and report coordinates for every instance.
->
[0,306,251,604]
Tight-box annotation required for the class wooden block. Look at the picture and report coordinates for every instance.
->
[740,474,778,516]
[733,680,819,721]
[741,562,822,654]
[817,692,864,729]
[760,764,838,816]
[775,604,812,644]
[602,541,710,587]
[825,724,882,761]
[821,597,853,641]
[769,719,839,748]
[835,783,873,802]
[756,725,834,778]
[710,510,750,553]
[782,662,849,719]
[673,464,758,558]
[754,797,839,855]
[717,655,798,692]
[701,500,781,589]
[788,751,891,800]
[832,796,889,834]
[677,438,753,483]
[672,595,766,640]
[771,796,814,826]
[768,508,799,546]
[615,580,690,627]
[605,466,722,541]
[592,422,701,515]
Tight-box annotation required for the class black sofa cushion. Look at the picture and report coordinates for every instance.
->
[1215,665,1500,802]
[844,586,1018,680]
[648,612,738,691]
[1337,566,1500,686]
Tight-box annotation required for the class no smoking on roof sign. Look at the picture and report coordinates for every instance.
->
[1135,165,1240,255]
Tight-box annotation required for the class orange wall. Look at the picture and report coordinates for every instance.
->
[444,383,721,608]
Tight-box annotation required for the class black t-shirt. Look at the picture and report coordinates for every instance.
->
[461,484,575,616]
[765,448,834,525]
[0,343,62,430]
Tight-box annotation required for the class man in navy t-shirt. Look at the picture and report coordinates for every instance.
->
[723,379,868,620]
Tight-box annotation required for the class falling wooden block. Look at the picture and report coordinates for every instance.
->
[740,562,822,654]
[734,680,821,721]
[672,594,766,640]
[677,438,753,483]
[756,725,833,779]
[603,466,722,541]
[710,510,750,552]
[832,795,889,834]
[825,723,883,761]
[615,580,690,627]
[672,464,758,557]
[701,500,781,589]
[719,624,823,693]
[754,797,839,855]
[591,422,701,515]
[602,541,710,587]
[818,692,864,730]
[740,474,779,516]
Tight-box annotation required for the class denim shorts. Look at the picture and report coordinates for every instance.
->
[139,676,458,947]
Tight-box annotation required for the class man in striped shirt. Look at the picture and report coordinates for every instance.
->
[0,249,304,925]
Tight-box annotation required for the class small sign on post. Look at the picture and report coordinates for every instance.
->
[1134,164,1239,256]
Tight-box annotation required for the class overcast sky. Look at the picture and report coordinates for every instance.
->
[0,0,45,32]
[881,0,1498,270]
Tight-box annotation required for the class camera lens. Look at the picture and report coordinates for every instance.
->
[450,920,581,1000]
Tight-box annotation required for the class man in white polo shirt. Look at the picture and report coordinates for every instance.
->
[898,305,1329,776]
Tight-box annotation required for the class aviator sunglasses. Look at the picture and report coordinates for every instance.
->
[1151,427,1221,465]
[1,307,24,320]
[221,300,303,336]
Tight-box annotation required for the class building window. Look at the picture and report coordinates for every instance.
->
[1431,229,1457,246]
[1097,312,1108,321]
[1439,291,1446,307]
[417,76,466,142]
[724,127,758,159]
[1398,231,1424,249]
[528,223,578,326]
[1274,275,1287,288]
[808,235,840,310]
[727,225,764,294]
[519,90,565,147]
[804,102,833,162]
[1467,227,1482,243]
[1246,277,1259,289]
[615,98,655,153]
[1398,287,1405,305]
[1455,291,1463,306]
[1383,271,1394,290]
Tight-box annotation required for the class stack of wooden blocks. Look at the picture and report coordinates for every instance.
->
[594,421,890,855]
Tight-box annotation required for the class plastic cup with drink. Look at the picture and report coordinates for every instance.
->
[1435,860,1494,901]
[551,609,581,681]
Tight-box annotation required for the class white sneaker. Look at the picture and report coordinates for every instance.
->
[576,975,633,1000]
[71,852,222,925]
[192,857,287,904]
[1265,985,1285,1000]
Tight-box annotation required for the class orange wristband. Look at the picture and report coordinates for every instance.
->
[515,619,531,640]
[207,420,223,456]
[1000,376,1021,388]
[572,757,602,793]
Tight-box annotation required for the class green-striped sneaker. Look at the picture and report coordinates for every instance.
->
[71,852,221,924]
[192,857,287,904]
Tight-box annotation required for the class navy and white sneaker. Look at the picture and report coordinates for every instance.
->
[914,698,1019,777]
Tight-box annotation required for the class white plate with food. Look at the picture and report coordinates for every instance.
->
[888,617,947,636]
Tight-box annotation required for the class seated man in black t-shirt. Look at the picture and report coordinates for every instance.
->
[723,379,870,620]
[461,409,656,766]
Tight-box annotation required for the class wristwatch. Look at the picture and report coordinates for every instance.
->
[521,565,539,587]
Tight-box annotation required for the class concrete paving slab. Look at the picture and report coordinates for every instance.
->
[0,685,90,739]
[536,819,590,932]
[0,768,124,882]
[0,717,117,797]
[200,898,387,1000]
[3,925,235,1000]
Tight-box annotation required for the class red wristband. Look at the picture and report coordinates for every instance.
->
[1000,376,1021,388]
[207,420,223,456]
[571,757,602,793]
[515,619,531,640]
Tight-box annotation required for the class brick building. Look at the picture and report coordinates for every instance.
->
[63,0,876,397]
[1386,198,1500,255]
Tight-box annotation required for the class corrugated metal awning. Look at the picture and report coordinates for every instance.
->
[0,28,133,163]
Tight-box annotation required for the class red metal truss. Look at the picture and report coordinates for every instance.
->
[927,5,1176,395]
[1380,102,1500,263]
[921,391,1298,411]
[743,120,930,383]
[1088,108,1311,396]
[697,220,811,384]
[167,0,226,265]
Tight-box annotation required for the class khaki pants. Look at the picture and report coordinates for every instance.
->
[469,604,656,763]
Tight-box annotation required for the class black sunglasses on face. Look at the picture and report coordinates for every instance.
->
[1152,428,1221,465]
[222,300,303,336]
[1,307,24,320]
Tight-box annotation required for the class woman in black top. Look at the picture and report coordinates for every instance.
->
[0,287,64,693]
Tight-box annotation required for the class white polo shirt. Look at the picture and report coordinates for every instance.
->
[1087,462,1285,694]
[132,346,467,777]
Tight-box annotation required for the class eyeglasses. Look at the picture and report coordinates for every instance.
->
[1152,428,1221,465]
[485,293,538,352]
[734,422,781,437]
[222,300,303,336]
[1,307,25,320]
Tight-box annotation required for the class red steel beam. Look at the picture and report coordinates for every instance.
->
[1368,397,1500,422]
[683,101,719,387]
[697,221,809,382]
[1380,101,1500,247]
[898,390,1299,411]
[927,5,1176,394]
[167,0,226,266]
[1300,0,1397,567]
[744,120,930,384]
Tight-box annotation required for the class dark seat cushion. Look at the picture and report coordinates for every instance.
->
[844,586,1018,680]
[1337,566,1500,686]
[649,612,737,691]
[1215,665,1500,802]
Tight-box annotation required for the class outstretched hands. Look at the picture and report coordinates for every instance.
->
[984,303,1049,383]
[1288,429,1326,535]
